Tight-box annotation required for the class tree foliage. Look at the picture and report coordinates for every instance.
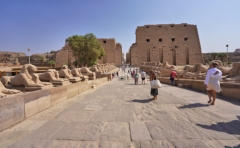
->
[48,60,55,67]
[39,56,46,66]
[211,52,218,60]
[66,33,105,67]
[217,52,227,62]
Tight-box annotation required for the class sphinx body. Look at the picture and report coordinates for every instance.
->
[81,67,96,80]
[224,62,240,81]
[38,69,70,86]
[59,65,73,79]
[1,64,52,90]
[0,82,21,98]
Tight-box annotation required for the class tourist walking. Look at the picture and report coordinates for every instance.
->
[141,71,146,84]
[116,71,119,77]
[134,72,139,85]
[170,69,178,86]
[150,70,158,100]
[204,62,222,105]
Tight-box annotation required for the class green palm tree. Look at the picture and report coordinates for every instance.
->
[217,53,227,62]
[211,52,218,60]
[39,56,46,66]
[48,60,55,67]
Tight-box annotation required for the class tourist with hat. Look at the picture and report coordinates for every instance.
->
[204,62,222,105]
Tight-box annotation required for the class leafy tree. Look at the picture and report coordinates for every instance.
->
[217,53,227,62]
[48,60,55,67]
[39,56,46,66]
[66,33,105,67]
[211,52,218,60]
[50,50,55,53]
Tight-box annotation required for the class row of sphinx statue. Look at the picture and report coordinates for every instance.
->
[140,60,240,81]
[0,63,116,98]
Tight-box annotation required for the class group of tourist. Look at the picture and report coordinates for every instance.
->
[126,61,222,105]
[143,61,222,104]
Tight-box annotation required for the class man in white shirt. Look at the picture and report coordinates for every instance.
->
[141,71,146,84]
[204,62,222,105]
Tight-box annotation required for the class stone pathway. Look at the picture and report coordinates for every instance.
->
[0,70,240,148]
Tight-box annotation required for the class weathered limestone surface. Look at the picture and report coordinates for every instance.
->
[0,71,240,148]
[0,96,24,132]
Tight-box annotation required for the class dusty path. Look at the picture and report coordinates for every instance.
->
[0,69,240,148]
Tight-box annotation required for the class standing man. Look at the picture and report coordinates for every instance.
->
[141,71,146,85]
[204,62,222,105]
[170,69,178,86]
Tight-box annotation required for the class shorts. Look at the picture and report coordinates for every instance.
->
[142,77,145,80]
[206,84,216,91]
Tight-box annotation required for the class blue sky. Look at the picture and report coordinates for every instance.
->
[0,0,239,56]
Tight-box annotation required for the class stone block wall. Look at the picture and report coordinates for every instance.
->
[129,23,203,66]
[98,38,123,66]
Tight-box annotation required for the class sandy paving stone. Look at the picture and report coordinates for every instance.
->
[170,139,210,148]
[84,103,106,111]
[140,140,175,148]
[47,140,98,148]
[130,123,152,141]
[53,111,96,122]
[24,121,67,140]
[8,139,52,148]
[99,141,140,148]
[100,122,130,142]
[204,140,240,148]
[103,104,121,111]
[146,120,210,140]
[52,122,104,141]
[92,111,118,122]
[0,130,31,148]
[116,110,135,122]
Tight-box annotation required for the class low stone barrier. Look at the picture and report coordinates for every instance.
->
[0,77,108,132]
[158,77,240,100]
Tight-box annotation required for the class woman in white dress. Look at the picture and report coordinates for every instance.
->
[204,62,222,105]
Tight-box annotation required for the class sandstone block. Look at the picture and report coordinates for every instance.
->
[0,96,24,132]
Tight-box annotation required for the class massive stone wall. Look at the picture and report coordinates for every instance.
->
[55,39,123,68]
[128,23,203,66]
[97,38,123,66]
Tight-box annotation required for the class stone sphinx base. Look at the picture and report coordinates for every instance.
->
[88,74,96,80]
[69,77,81,83]
[6,85,52,91]
[80,75,88,81]
[51,81,71,87]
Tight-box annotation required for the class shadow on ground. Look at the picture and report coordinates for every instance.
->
[128,99,154,103]
[197,116,240,138]
[179,103,210,109]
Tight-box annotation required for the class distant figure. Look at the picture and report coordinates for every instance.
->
[134,72,139,85]
[204,62,222,105]
[141,71,146,85]
[127,73,130,81]
[170,69,178,86]
[116,71,119,77]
